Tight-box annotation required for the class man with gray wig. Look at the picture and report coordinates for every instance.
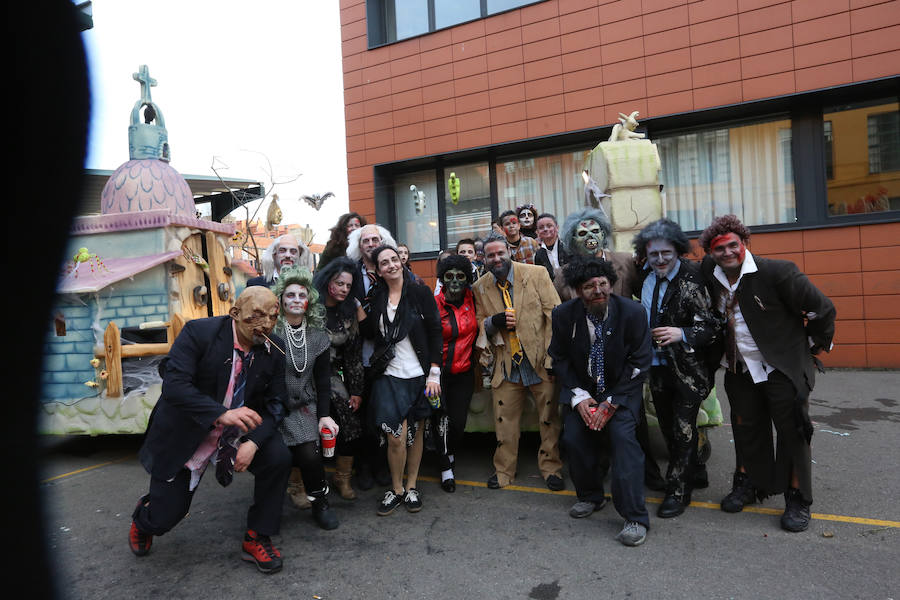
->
[633,218,722,517]
[247,234,315,288]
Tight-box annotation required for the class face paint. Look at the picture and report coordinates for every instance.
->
[501,216,520,238]
[359,226,382,260]
[484,240,511,280]
[282,284,309,319]
[573,219,605,256]
[275,240,300,271]
[442,268,468,298]
[457,244,476,262]
[518,210,534,228]
[328,272,353,303]
[346,217,361,234]
[709,232,746,271]
[646,239,677,278]
[536,217,558,244]
[231,287,280,347]
[577,276,611,317]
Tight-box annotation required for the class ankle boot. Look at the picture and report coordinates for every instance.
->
[310,485,339,530]
[287,467,311,510]
[658,482,692,518]
[333,456,357,500]
[721,470,759,513]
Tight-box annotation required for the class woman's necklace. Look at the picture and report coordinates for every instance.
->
[285,319,309,374]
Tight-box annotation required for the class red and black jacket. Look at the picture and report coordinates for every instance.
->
[435,288,478,374]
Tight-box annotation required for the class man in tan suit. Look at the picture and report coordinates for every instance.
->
[473,233,564,490]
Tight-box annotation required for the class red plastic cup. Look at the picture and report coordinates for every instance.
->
[320,427,336,457]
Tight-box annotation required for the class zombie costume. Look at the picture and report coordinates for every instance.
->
[324,304,365,446]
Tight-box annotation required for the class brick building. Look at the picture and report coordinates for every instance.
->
[339,0,899,367]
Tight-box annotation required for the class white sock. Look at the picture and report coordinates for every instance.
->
[441,469,454,482]
[448,454,455,464]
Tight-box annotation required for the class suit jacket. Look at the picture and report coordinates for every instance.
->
[549,294,652,417]
[139,316,288,480]
[472,262,561,386]
[639,258,723,397]
[246,275,273,288]
[534,241,572,281]
[700,255,836,394]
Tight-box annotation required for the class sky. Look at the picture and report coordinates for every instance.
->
[82,1,349,244]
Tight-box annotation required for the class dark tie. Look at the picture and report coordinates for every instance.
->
[649,276,663,329]
[216,349,252,487]
[587,313,605,396]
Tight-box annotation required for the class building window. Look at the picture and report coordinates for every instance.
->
[656,118,795,230]
[445,162,491,247]
[368,0,546,47]
[825,100,899,216]
[393,169,440,253]
[496,150,588,223]
[824,121,834,180]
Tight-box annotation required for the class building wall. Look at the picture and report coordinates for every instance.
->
[339,0,900,367]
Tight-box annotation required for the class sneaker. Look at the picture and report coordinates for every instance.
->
[569,498,606,518]
[377,489,404,516]
[781,488,811,532]
[546,474,565,491]
[128,521,152,557]
[404,488,423,513]
[615,521,648,547]
[241,530,283,574]
[721,471,759,513]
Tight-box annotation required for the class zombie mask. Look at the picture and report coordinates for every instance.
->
[442,268,468,299]
[572,219,606,256]
[646,239,678,278]
[231,287,279,347]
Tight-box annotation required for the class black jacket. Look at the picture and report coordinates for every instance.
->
[549,294,652,418]
[139,316,287,480]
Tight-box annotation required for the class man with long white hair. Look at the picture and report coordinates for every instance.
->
[247,234,315,288]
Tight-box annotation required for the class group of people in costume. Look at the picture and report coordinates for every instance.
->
[128,202,835,571]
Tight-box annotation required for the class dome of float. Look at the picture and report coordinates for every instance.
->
[101,159,196,217]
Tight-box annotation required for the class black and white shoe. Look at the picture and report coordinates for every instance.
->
[377,489,404,516]
[404,488,423,512]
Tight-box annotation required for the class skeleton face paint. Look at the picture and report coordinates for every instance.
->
[573,219,605,256]
[282,283,309,320]
[231,287,279,348]
[442,268,468,299]
[646,239,677,278]
[518,210,534,228]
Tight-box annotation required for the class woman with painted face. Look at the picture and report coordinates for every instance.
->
[516,203,539,239]
[431,255,479,492]
[273,266,340,530]
[318,212,368,271]
[358,245,442,516]
[312,257,366,501]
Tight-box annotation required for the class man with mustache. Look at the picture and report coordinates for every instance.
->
[699,215,835,532]
[472,232,564,491]
[549,256,653,546]
[247,234,315,288]
[128,286,292,573]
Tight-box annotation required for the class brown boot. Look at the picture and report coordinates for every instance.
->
[333,456,357,500]
[287,467,311,509]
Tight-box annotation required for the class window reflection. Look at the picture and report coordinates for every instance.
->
[445,162,491,246]
[825,100,899,215]
[435,0,480,29]
[496,150,588,223]
[393,170,439,253]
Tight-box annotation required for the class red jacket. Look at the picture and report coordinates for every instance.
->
[435,288,478,374]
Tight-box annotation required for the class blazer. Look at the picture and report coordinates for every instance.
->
[548,294,652,418]
[359,276,442,376]
[472,261,561,386]
[534,241,572,280]
[139,316,288,480]
[700,254,836,395]
[638,258,723,397]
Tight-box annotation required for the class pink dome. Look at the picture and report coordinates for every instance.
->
[101,159,196,217]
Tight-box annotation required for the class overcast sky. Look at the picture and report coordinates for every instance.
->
[82,1,349,244]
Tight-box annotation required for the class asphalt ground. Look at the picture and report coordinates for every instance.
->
[39,370,899,599]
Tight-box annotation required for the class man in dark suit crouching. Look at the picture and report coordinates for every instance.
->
[128,286,292,573]
[549,256,652,546]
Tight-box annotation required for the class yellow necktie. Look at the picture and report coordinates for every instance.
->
[497,280,523,365]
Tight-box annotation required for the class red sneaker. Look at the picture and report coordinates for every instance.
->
[128,521,152,556]
[241,530,283,574]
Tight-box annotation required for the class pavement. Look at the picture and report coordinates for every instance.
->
[38,369,900,599]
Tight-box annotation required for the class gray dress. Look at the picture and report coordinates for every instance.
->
[277,324,332,446]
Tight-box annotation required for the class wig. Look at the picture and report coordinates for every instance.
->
[697,214,751,252]
[631,218,691,261]
[345,224,397,262]
[437,254,475,285]
[260,234,315,280]
[272,265,325,330]
[312,256,360,321]
[559,207,613,254]
[562,255,619,290]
